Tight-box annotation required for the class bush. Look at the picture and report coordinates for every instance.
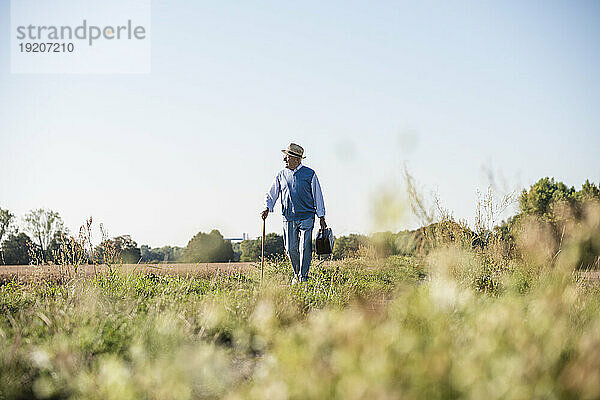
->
[1,233,38,265]
[332,234,367,259]
[183,229,234,263]
[510,178,600,269]
[140,245,184,263]
[240,233,285,261]
[95,235,141,265]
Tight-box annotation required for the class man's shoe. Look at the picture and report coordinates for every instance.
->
[291,276,299,286]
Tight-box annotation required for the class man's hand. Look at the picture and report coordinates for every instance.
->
[320,216,327,231]
[261,208,270,220]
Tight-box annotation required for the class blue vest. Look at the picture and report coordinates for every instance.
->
[277,166,316,221]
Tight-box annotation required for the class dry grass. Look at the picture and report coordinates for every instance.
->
[0,263,255,283]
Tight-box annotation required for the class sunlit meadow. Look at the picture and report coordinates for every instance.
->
[1,195,600,399]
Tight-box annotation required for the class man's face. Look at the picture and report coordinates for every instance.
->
[284,154,301,170]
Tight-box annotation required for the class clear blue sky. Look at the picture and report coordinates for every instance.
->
[1,1,599,247]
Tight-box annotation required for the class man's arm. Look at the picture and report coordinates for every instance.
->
[312,173,327,230]
[262,175,280,220]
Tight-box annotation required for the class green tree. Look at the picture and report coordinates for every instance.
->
[231,242,242,262]
[513,177,600,269]
[96,235,141,264]
[183,230,234,263]
[332,234,367,259]
[517,178,600,227]
[577,179,600,203]
[519,177,576,221]
[239,240,259,261]
[140,245,154,262]
[0,207,15,264]
[114,235,141,264]
[140,245,184,262]
[0,207,14,244]
[49,231,89,267]
[47,229,74,263]
[23,208,65,262]
[1,233,38,265]
[240,233,285,261]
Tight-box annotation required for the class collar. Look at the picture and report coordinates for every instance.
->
[286,163,303,173]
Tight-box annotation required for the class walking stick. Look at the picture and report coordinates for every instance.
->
[261,218,265,284]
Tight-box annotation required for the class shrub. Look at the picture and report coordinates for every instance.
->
[183,229,234,263]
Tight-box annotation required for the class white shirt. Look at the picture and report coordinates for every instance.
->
[265,163,326,218]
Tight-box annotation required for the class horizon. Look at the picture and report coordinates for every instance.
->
[1,174,595,249]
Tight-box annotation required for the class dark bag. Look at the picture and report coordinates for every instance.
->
[315,228,334,255]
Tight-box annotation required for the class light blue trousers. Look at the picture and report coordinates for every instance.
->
[283,217,314,281]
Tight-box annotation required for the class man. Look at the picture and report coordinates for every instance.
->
[262,143,327,283]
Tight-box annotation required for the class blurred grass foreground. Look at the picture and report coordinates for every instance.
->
[1,182,600,399]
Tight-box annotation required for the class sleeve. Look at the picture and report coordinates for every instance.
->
[265,174,280,212]
[312,173,326,218]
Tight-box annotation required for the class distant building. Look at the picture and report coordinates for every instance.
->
[225,233,249,243]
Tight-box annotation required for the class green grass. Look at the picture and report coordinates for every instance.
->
[1,254,599,399]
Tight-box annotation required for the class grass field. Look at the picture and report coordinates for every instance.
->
[0,263,255,283]
[1,252,600,400]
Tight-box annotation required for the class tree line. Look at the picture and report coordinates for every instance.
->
[238,177,600,265]
[0,209,148,265]
[0,208,258,265]
[2,177,598,266]
[338,178,600,269]
[0,206,335,265]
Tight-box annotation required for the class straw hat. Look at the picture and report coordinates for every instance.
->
[281,143,306,159]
